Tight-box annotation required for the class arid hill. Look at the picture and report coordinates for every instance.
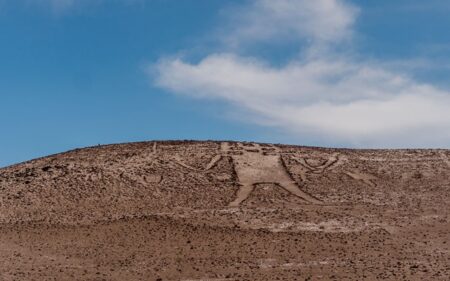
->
[0,141,449,280]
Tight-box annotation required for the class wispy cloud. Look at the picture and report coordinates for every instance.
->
[153,0,450,148]
[221,0,358,48]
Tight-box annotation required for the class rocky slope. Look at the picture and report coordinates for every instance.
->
[0,141,449,280]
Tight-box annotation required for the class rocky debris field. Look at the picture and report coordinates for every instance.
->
[0,141,449,280]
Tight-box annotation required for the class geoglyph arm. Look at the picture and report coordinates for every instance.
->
[172,143,225,172]
[172,154,223,172]
[290,155,315,171]
[205,155,222,171]
[171,154,201,171]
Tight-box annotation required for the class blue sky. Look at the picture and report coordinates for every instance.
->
[1,0,450,167]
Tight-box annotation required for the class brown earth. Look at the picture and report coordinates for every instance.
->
[0,140,449,280]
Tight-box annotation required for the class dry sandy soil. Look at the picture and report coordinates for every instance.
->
[0,140,449,280]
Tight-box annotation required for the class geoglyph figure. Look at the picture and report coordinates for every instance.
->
[223,142,324,206]
[172,142,382,206]
[175,142,323,206]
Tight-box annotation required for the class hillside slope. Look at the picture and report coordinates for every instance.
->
[1,141,449,280]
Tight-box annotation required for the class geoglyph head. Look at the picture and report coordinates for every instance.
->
[220,142,281,155]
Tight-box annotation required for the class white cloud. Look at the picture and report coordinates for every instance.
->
[223,0,358,47]
[155,54,450,147]
[153,0,450,148]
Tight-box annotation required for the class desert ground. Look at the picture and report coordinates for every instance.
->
[0,141,449,280]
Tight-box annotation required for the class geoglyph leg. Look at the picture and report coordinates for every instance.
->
[229,183,255,207]
[279,181,323,204]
